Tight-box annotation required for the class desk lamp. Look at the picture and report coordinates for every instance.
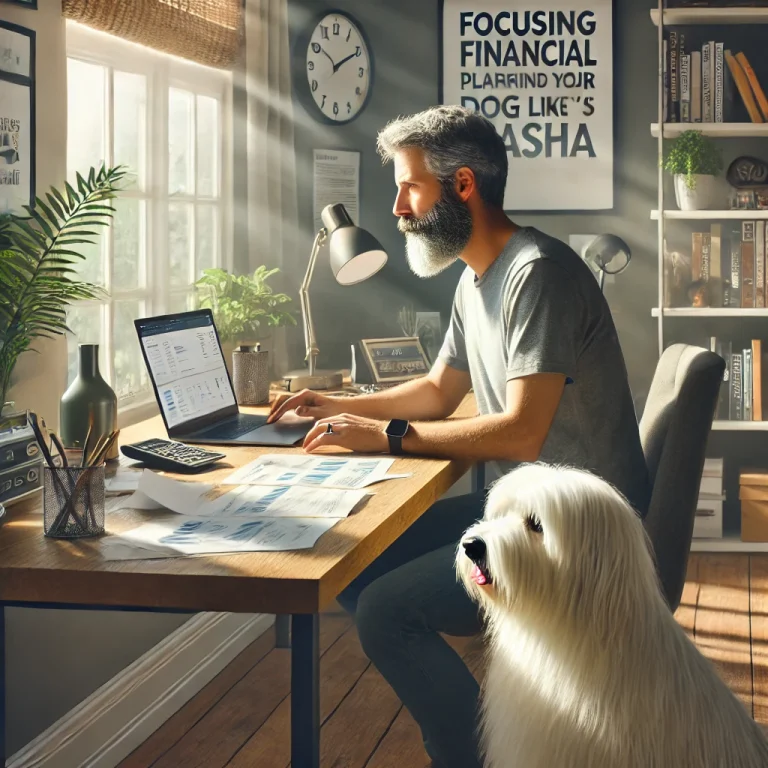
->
[283,203,388,392]
[584,234,631,293]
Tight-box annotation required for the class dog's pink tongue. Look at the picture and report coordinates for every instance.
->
[471,564,487,586]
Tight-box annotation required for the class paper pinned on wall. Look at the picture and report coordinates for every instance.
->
[313,149,360,233]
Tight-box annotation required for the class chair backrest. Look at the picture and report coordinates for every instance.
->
[639,343,725,612]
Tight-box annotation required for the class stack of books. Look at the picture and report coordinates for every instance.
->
[694,458,724,538]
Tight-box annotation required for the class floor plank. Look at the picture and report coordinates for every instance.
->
[751,556,768,725]
[226,623,370,768]
[694,554,753,713]
[674,554,700,641]
[147,614,351,768]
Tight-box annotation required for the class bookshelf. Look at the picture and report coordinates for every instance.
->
[653,5,768,553]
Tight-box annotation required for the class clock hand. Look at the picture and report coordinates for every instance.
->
[333,52,358,73]
[319,46,336,69]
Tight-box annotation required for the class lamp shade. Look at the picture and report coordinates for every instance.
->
[321,203,388,286]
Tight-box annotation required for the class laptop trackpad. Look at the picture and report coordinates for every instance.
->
[235,415,313,446]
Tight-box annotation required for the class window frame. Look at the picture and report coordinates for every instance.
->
[65,21,233,426]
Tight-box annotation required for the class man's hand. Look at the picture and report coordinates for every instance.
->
[266,389,344,424]
[302,413,389,454]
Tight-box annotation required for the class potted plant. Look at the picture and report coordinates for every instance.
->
[0,166,124,411]
[195,266,297,368]
[662,129,723,210]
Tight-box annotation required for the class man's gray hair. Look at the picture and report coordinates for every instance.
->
[377,105,508,208]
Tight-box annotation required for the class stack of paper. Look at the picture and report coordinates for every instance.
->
[102,454,405,560]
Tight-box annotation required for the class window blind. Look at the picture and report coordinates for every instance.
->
[62,0,243,69]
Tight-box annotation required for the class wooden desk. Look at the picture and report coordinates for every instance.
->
[0,397,478,767]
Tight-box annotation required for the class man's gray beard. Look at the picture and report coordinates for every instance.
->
[403,232,460,278]
[398,187,473,278]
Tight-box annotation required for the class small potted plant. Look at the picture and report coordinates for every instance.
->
[195,266,297,369]
[662,129,723,211]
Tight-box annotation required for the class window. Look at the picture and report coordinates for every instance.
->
[65,22,232,417]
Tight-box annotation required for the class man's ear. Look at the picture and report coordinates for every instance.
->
[453,166,476,202]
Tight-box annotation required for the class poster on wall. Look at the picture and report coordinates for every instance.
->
[313,149,360,233]
[0,21,35,215]
[440,1,613,211]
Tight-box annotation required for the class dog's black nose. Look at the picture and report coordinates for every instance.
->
[462,537,487,564]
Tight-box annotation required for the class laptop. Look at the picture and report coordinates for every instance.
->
[134,309,313,447]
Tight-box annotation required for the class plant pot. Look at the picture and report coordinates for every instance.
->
[674,174,718,210]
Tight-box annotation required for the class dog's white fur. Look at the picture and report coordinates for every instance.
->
[456,463,768,768]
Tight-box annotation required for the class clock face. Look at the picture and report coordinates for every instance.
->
[305,13,371,124]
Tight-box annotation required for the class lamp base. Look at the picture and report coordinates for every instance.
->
[281,368,343,393]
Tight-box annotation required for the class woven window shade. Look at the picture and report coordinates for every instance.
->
[62,0,243,69]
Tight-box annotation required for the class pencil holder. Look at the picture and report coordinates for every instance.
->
[232,344,270,405]
[43,466,105,538]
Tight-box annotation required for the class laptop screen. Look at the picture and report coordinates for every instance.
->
[135,310,236,430]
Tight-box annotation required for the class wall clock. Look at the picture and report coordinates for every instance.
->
[302,11,372,125]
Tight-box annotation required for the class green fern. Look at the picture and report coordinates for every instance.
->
[0,164,126,406]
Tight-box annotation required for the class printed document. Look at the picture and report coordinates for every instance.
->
[222,454,406,490]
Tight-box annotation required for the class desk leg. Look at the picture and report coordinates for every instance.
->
[291,613,319,768]
[471,461,486,494]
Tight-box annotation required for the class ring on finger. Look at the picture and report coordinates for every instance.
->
[325,423,335,435]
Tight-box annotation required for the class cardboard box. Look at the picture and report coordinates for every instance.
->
[740,469,768,541]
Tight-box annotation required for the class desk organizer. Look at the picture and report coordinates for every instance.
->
[233,344,270,406]
[43,466,105,538]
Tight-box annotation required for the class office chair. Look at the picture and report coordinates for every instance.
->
[639,343,726,613]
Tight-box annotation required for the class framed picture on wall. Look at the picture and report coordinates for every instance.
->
[4,0,37,9]
[0,20,35,214]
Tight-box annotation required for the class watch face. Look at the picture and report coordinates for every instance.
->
[305,12,371,124]
[387,419,409,438]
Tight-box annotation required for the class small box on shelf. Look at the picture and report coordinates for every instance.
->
[694,458,724,539]
[739,468,768,541]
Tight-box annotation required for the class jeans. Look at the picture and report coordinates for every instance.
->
[337,490,487,768]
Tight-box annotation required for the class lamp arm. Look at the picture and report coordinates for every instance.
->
[300,228,327,376]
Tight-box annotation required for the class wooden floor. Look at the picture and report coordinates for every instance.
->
[117,554,768,768]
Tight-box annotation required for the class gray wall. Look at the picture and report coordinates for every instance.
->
[0,4,191,757]
[285,0,659,394]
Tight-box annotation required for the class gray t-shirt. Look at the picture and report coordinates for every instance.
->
[439,226,651,516]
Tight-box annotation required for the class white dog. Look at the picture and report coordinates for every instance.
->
[456,463,768,768]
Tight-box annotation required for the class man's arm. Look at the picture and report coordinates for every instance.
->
[268,359,471,424]
[401,372,565,462]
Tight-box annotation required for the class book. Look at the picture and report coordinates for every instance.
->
[742,220,755,308]
[691,50,702,123]
[715,43,724,123]
[725,49,764,123]
[753,340,763,420]
[702,42,712,123]
[736,51,768,122]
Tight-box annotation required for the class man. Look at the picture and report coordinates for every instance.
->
[268,105,650,767]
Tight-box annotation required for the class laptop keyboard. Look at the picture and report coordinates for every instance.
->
[194,414,268,440]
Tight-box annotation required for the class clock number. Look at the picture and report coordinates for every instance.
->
[311,42,321,54]
[321,95,326,108]
[347,102,352,114]
[307,60,315,71]
[355,86,362,96]
[333,101,339,116]
[358,67,365,78]
[320,25,329,40]
[311,79,318,92]
[333,21,340,35]
[346,28,351,42]
[355,46,362,57]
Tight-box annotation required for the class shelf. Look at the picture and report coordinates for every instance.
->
[651,210,768,220]
[690,531,768,552]
[651,7,768,25]
[651,122,768,138]
[652,307,768,316]
[711,420,768,430]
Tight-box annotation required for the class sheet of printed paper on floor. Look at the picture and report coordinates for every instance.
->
[221,454,410,489]
[101,515,341,559]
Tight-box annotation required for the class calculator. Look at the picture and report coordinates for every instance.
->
[120,439,226,473]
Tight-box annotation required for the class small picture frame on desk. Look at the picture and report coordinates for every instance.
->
[359,336,431,385]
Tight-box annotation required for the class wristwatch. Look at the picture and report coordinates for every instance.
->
[385,419,410,455]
